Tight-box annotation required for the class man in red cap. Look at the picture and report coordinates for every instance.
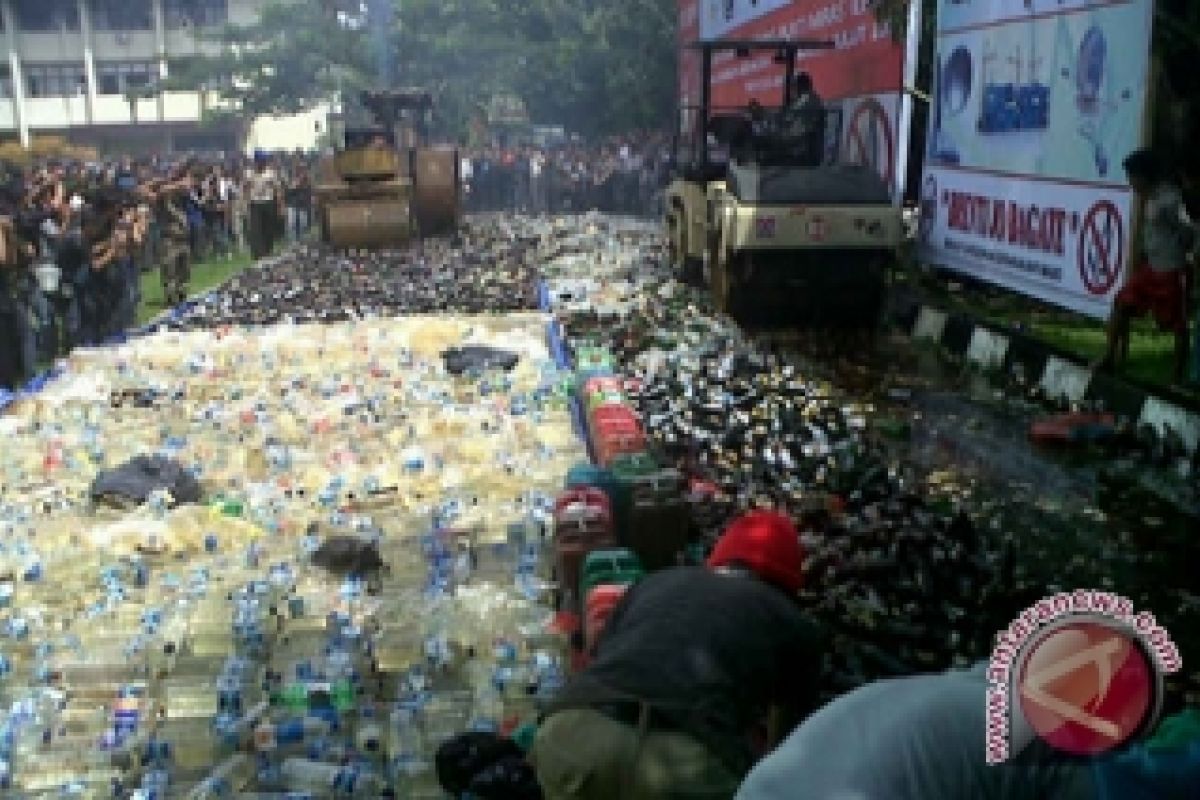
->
[530,510,826,799]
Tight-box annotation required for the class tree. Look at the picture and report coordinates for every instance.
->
[166,1,372,117]
[169,0,678,139]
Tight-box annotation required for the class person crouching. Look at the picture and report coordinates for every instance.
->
[529,510,827,800]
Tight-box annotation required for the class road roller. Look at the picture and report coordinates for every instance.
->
[315,88,461,249]
[666,40,902,328]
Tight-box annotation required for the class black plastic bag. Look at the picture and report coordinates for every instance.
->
[435,732,524,795]
[442,345,520,376]
[89,455,203,508]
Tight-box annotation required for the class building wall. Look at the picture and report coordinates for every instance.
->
[0,0,294,153]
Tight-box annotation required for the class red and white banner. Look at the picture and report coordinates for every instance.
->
[679,0,911,201]
[919,167,1133,318]
[701,0,904,108]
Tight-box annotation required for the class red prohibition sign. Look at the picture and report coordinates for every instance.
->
[845,97,895,190]
[1078,200,1125,296]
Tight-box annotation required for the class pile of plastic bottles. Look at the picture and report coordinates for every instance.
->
[0,313,584,796]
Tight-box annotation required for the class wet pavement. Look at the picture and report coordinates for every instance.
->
[767,329,1200,709]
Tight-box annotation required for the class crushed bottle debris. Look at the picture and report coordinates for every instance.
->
[1,212,1196,795]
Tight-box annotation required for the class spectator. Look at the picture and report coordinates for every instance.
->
[1099,148,1196,384]
[245,152,282,259]
[285,166,312,243]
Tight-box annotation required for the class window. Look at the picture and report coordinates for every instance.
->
[92,0,154,32]
[25,63,87,98]
[96,61,159,96]
[14,0,80,31]
[165,0,229,29]
[0,66,12,99]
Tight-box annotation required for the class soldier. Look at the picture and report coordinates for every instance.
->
[157,176,193,308]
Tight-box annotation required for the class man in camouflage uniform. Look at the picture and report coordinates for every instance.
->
[156,174,192,308]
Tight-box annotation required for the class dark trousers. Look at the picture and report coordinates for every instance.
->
[0,290,27,389]
[249,202,278,259]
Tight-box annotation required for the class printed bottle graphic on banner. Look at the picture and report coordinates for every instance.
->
[931,0,1147,184]
[920,0,1152,319]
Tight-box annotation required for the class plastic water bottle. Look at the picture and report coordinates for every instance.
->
[279,757,382,795]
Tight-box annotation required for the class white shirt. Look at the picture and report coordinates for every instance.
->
[246,169,278,204]
[461,158,474,181]
[1142,182,1194,272]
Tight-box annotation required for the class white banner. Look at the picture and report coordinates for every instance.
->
[698,0,795,40]
[919,167,1133,317]
[919,0,1153,318]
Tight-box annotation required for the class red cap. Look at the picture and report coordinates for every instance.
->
[707,510,804,593]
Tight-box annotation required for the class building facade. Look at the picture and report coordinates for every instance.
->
[0,0,270,154]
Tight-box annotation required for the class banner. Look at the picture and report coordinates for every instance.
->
[685,0,909,200]
[918,0,1154,318]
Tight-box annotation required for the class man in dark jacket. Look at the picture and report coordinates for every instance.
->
[530,510,826,800]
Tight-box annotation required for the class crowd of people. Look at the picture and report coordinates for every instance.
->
[0,135,672,391]
[461,134,671,218]
[0,152,315,390]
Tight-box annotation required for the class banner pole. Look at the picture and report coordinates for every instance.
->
[895,0,924,207]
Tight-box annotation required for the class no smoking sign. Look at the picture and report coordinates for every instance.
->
[1078,200,1125,296]
[844,98,895,192]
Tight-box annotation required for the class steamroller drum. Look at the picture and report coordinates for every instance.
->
[412,147,461,236]
[324,198,414,249]
[731,250,888,330]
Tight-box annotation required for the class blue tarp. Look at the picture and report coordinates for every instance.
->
[541,281,592,449]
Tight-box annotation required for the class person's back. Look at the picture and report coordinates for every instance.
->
[553,565,822,768]
[736,665,1097,800]
[531,511,825,800]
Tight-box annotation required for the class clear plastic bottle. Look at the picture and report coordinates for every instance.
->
[279,757,383,795]
[186,753,253,799]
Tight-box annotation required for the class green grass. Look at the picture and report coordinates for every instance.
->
[903,266,1197,395]
[1027,315,1180,387]
[137,251,255,326]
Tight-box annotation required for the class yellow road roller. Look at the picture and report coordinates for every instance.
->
[315,89,461,249]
